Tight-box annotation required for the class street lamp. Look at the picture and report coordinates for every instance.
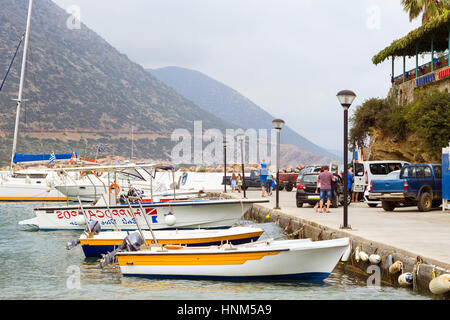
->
[336,90,356,229]
[237,132,246,199]
[272,118,285,210]
[223,136,227,193]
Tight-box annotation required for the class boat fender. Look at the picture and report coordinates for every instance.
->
[75,214,86,225]
[165,212,176,226]
[398,272,413,286]
[181,172,188,186]
[341,240,352,262]
[389,261,403,274]
[266,214,270,220]
[46,187,51,193]
[355,244,361,262]
[386,253,393,269]
[429,274,450,295]
[359,251,369,262]
[369,254,381,265]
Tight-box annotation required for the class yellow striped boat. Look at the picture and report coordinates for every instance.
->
[81,226,264,257]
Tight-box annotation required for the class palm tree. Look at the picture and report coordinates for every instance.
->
[401,0,450,24]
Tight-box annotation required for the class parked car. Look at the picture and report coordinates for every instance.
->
[364,170,401,207]
[353,161,409,195]
[295,173,351,208]
[369,164,442,212]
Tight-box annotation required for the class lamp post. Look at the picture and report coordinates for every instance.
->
[237,133,246,198]
[272,118,285,210]
[336,90,356,229]
[223,136,227,193]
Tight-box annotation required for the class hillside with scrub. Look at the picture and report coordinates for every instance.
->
[349,89,450,163]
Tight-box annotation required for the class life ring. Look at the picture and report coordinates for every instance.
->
[79,171,87,177]
[109,183,120,194]
[93,171,103,177]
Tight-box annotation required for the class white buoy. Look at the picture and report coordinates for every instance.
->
[355,246,361,262]
[341,244,351,262]
[389,261,403,274]
[369,254,381,265]
[429,274,450,295]
[398,272,413,286]
[359,251,369,262]
[164,212,176,226]
[75,215,86,225]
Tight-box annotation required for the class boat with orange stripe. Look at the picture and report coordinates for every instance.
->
[79,226,264,257]
[113,237,350,281]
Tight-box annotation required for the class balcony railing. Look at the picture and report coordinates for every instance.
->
[392,54,449,86]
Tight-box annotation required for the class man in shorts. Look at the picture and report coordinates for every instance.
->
[259,162,269,197]
[317,165,336,213]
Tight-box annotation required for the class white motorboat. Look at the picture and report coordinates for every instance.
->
[18,198,267,231]
[0,169,68,201]
[77,226,265,257]
[115,237,350,281]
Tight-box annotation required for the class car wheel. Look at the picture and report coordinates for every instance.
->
[339,193,351,206]
[418,192,432,212]
[296,200,303,208]
[382,201,396,211]
[331,195,339,208]
[285,183,293,192]
[367,203,378,208]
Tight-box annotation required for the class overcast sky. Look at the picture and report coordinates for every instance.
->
[52,0,425,152]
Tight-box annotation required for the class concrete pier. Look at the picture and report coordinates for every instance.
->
[226,190,450,299]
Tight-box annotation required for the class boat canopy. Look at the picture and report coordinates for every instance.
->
[13,152,77,163]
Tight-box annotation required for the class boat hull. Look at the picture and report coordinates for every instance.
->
[19,199,267,231]
[80,226,264,257]
[116,238,349,281]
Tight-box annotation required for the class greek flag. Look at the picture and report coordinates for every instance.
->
[97,143,104,153]
[49,152,56,164]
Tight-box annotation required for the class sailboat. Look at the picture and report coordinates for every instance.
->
[0,0,76,201]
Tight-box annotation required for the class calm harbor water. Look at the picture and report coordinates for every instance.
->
[0,202,429,300]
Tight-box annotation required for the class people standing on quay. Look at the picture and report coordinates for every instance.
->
[231,173,237,192]
[317,165,336,213]
[237,174,243,193]
[259,162,269,197]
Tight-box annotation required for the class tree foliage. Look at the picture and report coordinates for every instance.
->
[349,89,450,161]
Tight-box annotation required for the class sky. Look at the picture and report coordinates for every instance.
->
[52,0,426,153]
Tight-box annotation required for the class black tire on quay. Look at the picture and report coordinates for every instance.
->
[382,201,396,211]
[418,192,432,212]
[296,201,303,208]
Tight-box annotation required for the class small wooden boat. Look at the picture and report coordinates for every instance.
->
[115,237,349,281]
[79,226,264,257]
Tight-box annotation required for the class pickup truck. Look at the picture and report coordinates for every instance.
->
[369,164,442,212]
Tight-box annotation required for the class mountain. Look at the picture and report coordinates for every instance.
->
[0,0,237,165]
[147,66,340,162]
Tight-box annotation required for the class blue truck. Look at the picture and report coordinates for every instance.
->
[368,164,442,212]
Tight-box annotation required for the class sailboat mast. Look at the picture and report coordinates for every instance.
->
[10,0,33,173]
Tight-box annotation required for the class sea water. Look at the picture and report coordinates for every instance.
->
[0,202,429,300]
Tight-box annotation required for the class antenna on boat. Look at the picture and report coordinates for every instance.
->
[10,0,33,175]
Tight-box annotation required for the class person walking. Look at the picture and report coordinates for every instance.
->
[317,165,336,213]
[266,174,273,196]
[314,167,324,212]
[347,167,354,203]
[259,162,269,197]
[231,173,237,192]
[237,174,243,193]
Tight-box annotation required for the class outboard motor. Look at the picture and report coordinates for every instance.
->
[66,220,101,250]
[98,231,144,268]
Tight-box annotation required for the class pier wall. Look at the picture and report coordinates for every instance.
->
[245,204,450,300]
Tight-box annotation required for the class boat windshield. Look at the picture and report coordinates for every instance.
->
[117,169,145,181]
